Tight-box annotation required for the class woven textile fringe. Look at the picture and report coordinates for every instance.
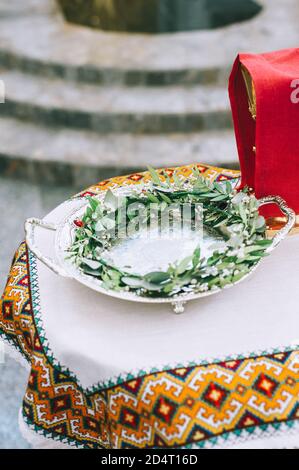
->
[18,408,299,450]
[211,422,299,449]
[18,409,75,450]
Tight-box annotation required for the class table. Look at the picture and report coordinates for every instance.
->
[1,164,299,449]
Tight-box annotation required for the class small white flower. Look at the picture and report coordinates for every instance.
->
[234,247,245,259]
[222,268,231,277]
[203,266,218,277]
[199,283,209,292]
[231,192,246,204]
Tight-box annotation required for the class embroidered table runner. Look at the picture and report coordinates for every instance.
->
[1,164,299,449]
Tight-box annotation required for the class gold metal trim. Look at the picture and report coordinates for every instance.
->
[241,64,256,120]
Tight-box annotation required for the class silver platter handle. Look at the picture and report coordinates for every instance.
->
[25,218,71,278]
[258,195,296,252]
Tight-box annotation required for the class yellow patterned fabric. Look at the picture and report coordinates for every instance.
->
[1,164,299,449]
[78,163,239,197]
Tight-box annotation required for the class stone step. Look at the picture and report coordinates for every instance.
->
[0,69,232,133]
[0,0,55,18]
[0,116,238,186]
[0,1,229,86]
[0,0,298,87]
[0,48,227,87]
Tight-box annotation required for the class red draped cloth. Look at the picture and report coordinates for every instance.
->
[229,48,299,217]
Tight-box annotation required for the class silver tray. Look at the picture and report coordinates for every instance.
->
[25,185,295,313]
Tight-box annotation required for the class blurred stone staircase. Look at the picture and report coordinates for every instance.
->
[0,0,298,184]
[1,70,231,133]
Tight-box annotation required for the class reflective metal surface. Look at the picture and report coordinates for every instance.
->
[25,187,295,313]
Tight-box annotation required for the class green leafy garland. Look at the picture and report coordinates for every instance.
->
[68,167,272,298]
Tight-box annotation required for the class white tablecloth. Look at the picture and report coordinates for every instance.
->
[15,196,298,449]
[37,199,299,389]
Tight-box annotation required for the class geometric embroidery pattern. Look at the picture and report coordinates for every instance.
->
[1,164,299,449]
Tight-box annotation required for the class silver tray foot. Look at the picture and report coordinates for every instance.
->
[172,301,186,314]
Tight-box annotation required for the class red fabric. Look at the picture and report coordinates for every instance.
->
[229,48,299,217]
